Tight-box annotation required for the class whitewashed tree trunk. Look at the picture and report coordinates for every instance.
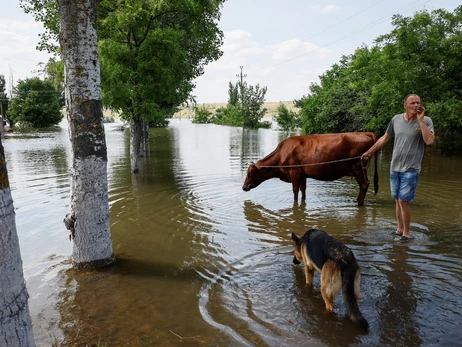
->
[59,0,114,268]
[130,118,142,173]
[0,142,35,346]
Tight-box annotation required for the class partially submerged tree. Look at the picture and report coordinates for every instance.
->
[8,77,63,128]
[22,0,226,173]
[214,81,269,128]
[0,140,36,346]
[98,0,225,172]
[275,103,300,132]
[59,0,114,268]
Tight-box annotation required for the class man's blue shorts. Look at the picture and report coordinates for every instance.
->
[390,170,419,202]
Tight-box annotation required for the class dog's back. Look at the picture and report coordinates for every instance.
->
[292,229,369,333]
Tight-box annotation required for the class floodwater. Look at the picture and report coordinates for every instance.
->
[3,119,462,347]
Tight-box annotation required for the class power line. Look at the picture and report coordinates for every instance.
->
[271,0,431,67]
[303,0,386,42]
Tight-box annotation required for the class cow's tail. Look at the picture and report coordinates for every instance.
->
[341,264,370,333]
[373,150,378,195]
[371,133,379,195]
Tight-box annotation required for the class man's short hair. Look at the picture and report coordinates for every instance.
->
[404,94,420,103]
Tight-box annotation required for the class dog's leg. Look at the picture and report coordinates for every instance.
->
[354,268,361,302]
[321,261,342,312]
[304,263,314,286]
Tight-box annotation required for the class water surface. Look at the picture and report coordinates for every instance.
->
[4,119,462,346]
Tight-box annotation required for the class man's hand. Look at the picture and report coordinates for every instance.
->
[417,106,426,121]
[361,152,370,161]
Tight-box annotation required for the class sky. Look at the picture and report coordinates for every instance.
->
[1,0,460,103]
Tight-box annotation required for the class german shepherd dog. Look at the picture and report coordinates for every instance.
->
[291,229,369,332]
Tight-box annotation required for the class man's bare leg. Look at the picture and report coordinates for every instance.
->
[395,198,404,235]
[397,199,411,238]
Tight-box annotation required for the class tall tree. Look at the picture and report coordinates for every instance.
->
[298,6,462,150]
[0,140,36,346]
[21,0,226,173]
[0,74,8,118]
[59,0,114,268]
[98,0,225,172]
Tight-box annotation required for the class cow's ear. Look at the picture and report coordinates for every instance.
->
[250,161,256,167]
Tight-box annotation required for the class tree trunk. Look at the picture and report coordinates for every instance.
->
[59,0,114,268]
[139,120,149,158]
[130,118,142,173]
[0,141,35,346]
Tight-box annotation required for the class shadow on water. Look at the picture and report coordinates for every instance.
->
[4,119,462,346]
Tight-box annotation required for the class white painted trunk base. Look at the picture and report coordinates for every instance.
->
[0,189,35,346]
[69,157,114,266]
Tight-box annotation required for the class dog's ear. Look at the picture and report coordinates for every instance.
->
[291,233,299,244]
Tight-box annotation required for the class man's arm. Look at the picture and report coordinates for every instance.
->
[417,107,435,145]
[361,133,392,161]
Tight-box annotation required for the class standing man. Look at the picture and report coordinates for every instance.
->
[361,94,434,241]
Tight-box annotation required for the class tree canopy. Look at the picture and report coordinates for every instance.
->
[8,77,63,128]
[193,81,270,129]
[298,6,462,151]
[21,0,225,126]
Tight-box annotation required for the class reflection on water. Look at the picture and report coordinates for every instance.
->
[3,119,462,346]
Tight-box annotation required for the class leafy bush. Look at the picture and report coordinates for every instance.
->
[8,77,63,128]
[12,121,35,133]
[192,105,212,124]
[275,103,300,131]
[214,105,242,126]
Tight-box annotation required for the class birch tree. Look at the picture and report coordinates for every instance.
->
[59,0,114,268]
[0,141,35,346]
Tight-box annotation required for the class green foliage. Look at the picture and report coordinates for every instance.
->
[239,82,268,128]
[20,0,60,54]
[8,77,62,128]
[21,0,225,128]
[297,6,462,150]
[214,105,242,126]
[0,74,8,115]
[98,0,225,126]
[45,57,64,92]
[12,121,35,133]
[192,105,213,124]
[213,82,269,128]
[426,98,462,151]
[275,103,300,131]
[228,81,239,107]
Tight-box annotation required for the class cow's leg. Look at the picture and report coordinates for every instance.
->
[300,176,307,200]
[290,171,301,201]
[354,167,369,206]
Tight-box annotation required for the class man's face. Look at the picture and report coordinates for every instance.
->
[404,95,421,115]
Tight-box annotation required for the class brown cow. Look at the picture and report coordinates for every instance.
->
[242,132,378,205]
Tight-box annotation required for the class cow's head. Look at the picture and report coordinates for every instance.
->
[242,162,264,192]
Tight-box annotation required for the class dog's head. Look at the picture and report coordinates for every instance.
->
[291,233,302,265]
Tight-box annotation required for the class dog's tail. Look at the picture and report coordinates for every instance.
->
[341,263,369,333]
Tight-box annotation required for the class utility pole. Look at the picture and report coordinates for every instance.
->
[236,66,247,86]
[236,66,247,110]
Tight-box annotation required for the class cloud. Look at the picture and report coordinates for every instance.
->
[271,39,330,62]
[193,29,338,102]
[311,0,340,14]
[322,4,339,13]
[222,30,260,54]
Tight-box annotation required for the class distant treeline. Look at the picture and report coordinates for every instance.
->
[295,6,462,152]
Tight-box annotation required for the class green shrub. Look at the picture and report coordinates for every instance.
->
[192,105,212,124]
